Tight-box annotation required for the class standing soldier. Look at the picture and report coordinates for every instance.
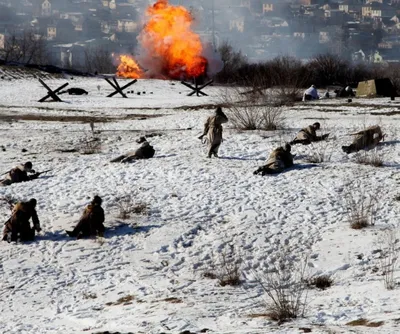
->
[66,195,105,239]
[2,198,42,242]
[199,107,228,158]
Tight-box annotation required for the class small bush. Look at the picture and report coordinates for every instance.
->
[376,229,400,290]
[222,88,285,131]
[308,275,333,290]
[343,182,378,230]
[78,136,102,155]
[354,148,384,167]
[205,244,242,287]
[306,141,332,163]
[254,246,309,323]
[117,195,149,219]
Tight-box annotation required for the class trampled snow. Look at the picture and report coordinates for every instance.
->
[0,76,399,334]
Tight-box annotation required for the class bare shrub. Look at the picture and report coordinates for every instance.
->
[354,148,385,167]
[215,41,248,84]
[307,275,333,290]
[0,30,49,65]
[83,45,115,74]
[308,53,350,86]
[376,229,399,290]
[343,182,378,230]
[117,194,149,220]
[79,136,102,155]
[204,244,242,287]
[267,56,311,104]
[222,87,285,131]
[305,140,332,163]
[253,247,309,323]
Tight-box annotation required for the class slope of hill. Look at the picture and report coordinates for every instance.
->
[0,77,399,334]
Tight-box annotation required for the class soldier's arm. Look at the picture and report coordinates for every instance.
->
[31,209,41,231]
[203,117,211,134]
[219,111,229,124]
[99,207,105,224]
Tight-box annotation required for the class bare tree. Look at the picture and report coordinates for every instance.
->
[0,30,48,65]
[309,53,350,86]
[83,45,115,74]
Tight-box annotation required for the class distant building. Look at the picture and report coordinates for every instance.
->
[41,0,51,17]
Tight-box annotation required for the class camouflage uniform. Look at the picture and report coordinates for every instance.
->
[342,125,384,154]
[1,164,31,186]
[254,144,294,175]
[66,196,105,239]
[2,199,41,242]
[291,122,328,145]
[201,107,228,158]
[110,141,155,163]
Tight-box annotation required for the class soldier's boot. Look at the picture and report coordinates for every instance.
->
[66,230,77,237]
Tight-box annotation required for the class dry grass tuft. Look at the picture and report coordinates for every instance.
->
[354,148,385,167]
[78,136,102,155]
[117,194,150,220]
[307,275,333,290]
[254,245,310,323]
[105,294,135,306]
[205,244,242,287]
[163,297,183,304]
[343,182,378,230]
[82,292,97,299]
[346,318,384,327]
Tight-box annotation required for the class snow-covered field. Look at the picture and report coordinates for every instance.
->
[0,74,400,334]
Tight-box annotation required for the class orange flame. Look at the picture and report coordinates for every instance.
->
[117,0,207,79]
[117,55,143,79]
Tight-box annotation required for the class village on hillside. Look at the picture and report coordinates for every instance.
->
[1,0,400,72]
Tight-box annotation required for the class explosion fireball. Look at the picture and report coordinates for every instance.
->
[117,0,207,80]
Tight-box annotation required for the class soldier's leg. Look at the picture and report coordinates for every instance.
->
[68,219,86,237]
[20,226,35,241]
[0,179,12,186]
[207,146,213,158]
[70,219,91,238]
[209,143,220,157]
[2,222,13,241]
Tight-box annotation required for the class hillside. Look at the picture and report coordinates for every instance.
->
[0,77,399,334]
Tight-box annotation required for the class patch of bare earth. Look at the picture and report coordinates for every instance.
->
[346,318,385,327]
[0,113,164,123]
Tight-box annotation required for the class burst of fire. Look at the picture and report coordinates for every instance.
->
[117,55,143,79]
[117,0,207,80]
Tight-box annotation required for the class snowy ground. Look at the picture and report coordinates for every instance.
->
[0,75,400,334]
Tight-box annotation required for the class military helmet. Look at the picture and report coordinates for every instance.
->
[24,161,33,170]
[312,122,321,130]
[92,195,102,205]
[215,106,223,115]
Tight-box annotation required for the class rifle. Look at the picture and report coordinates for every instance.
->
[30,169,53,180]
[0,170,10,176]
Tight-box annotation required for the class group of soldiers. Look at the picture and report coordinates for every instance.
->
[2,193,105,243]
[200,108,384,176]
[0,106,385,243]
